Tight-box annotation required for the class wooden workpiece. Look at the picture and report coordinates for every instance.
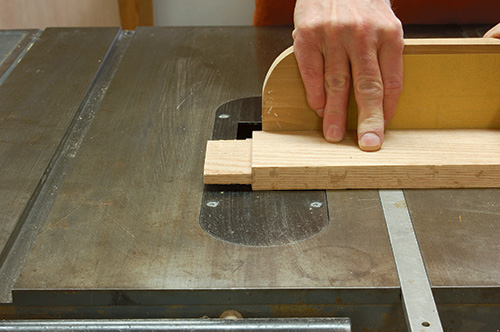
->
[205,130,500,190]
[204,139,252,185]
[204,38,500,190]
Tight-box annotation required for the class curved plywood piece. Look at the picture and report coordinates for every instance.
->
[262,46,321,131]
[262,38,500,132]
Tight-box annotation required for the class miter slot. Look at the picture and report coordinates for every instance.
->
[0,30,40,84]
[0,28,131,304]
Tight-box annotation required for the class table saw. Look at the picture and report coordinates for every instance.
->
[0,26,498,332]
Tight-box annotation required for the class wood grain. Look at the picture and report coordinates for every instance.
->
[252,130,500,190]
[204,129,500,190]
[262,38,500,132]
[204,139,252,184]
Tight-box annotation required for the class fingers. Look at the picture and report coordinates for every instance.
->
[322,46,351,142]
[296,33,402,151]
[293,38,327,116]
[378,27,404,125]
[348,22,403,151]
[349,44,385,151]
[484,23,500,38]
[292,0,404,152]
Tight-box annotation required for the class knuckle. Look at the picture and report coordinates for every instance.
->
[327,19,353,34]
[323,16,370,40]
[355,77,384,99]
[384,80,403,96]
[361,116,384,127]
[324,73,350,93]
[300,65,319,81]
[380,20,404,43]
[353,19,373,34]
[341,17,403,45]
[324,108,344,117]
[385,19,403,34]
[358,116,385,133]
[331,19,366,40]
[295,20,325,39]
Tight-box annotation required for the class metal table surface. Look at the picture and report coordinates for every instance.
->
[0,26,498,331]
[0,30,39,83]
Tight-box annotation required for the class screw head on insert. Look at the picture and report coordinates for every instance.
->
[206,201,220,207]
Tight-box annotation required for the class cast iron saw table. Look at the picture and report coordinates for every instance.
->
[0,26,498,332]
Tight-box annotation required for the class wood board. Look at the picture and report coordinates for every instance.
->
[204,139,252,184]
[204,130,500,190]
[262,38,500,131]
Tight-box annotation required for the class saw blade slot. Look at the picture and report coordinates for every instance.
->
[199,97,329,247]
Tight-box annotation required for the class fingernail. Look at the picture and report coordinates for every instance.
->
[326,125,343,142]
[359,133,382,151]
[317,109,324,117]
[359,133,381,151]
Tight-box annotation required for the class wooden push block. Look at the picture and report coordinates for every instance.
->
[263,38,500,131]
[204,38,500,190]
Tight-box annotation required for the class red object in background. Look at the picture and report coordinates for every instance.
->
[253,0,500,26]
[253,0,296,26]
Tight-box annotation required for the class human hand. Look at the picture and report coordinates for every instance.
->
[484,23,500,38]
[293,0,404,151]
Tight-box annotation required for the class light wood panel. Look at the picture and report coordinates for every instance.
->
[204,130,500,190]
[262,38,500,131]
[0,0,120,29]
[204,139,252,184]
